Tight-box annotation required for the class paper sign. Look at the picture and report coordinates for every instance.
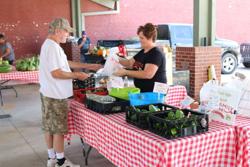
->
[217,87,242,110]
[181,96,195,108]
[153,82,169,94]
[210,102,236,125]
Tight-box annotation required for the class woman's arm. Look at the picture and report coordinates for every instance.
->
[119,58,135,69]
[114,63,158,79]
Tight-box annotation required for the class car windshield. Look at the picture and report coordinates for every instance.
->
[170,25,193,45]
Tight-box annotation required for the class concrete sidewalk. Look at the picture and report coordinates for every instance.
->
[0,84,114,167]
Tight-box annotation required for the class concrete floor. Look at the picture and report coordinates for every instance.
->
[0,84,115,167]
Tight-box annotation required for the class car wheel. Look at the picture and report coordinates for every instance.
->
[221,53,237,74]
[243,62,250,68]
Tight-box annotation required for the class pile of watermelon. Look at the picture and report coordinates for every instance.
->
[16,56,39,71]
[0,60,12,73]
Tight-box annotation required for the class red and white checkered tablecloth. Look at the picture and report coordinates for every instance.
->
[165,85,187,108]
[66,100,237,167]
[0,70,39,83]
[235,116,250,167]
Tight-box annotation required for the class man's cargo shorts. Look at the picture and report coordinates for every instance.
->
[40,93,69,135]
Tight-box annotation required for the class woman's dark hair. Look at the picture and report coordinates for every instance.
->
[0,33,5,40]
[137,23,157,42]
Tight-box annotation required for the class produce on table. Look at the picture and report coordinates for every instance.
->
[175,109,185,119]
[91,46,109,57]
[168,111,197,136]
[149,105,160,112]
[167,111,176,120]
[127,105,162,127]
[16,55,39,71]
[0,60,11,73]
[86,94,116,104]
[131,105,161,113]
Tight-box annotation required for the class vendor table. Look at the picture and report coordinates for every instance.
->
[235,116,250,167]
[0,70,39,83]
[66,86,237,167]
[0,70,38,107]
[66,101,236,167]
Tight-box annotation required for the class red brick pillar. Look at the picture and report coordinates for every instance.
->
[176,47,221,100]
[60,42,80,62]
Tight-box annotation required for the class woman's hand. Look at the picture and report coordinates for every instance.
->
[113,68,127,77]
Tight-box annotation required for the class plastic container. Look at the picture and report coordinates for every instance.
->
[124,76,129,87]
[85,97,129,114]
[73,77,95,90]
[73,87,108,103]
[126,103,175,130]
[129,92,165,106]
[148,107,209,139]
[109,87,140,100]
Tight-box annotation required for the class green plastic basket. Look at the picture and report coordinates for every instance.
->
[109,87,140,100]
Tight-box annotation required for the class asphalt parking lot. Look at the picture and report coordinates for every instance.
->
[221,63,250,83]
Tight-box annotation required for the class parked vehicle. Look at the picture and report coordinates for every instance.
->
[97,40,141,57]
[157,24,240,74]
[240,43,250,68]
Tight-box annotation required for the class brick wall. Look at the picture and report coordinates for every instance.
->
[176,47,221,100]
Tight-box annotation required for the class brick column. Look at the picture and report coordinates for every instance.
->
[60,41,80,62]
[176,47,221,100]
[60,41,81,71]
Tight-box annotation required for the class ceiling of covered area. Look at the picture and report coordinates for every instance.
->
[90,0,118,10]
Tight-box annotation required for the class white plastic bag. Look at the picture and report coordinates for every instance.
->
[199,80,220,112]
[102,47,122,76]
[107,76,124,91]
[237,77,250,117]
[199,79,244,125]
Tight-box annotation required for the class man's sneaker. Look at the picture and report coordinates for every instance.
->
[55,159,80,167]
[47,159,57,167]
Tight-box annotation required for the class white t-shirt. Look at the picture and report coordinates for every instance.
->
[39,39,73,99]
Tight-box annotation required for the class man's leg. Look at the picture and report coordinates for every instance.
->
[54,134,65,165]
[54,134,64,153]
[45,132,53,149]
[41,94,57,167]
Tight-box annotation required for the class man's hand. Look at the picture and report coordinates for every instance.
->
[82,37,87,42]
[74,72,90,81]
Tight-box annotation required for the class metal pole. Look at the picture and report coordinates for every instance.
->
[193,0,216,46]
[71,0,82,37]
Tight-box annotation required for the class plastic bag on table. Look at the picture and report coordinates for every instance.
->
[199,77,245,125]
[199,80,220,112]
[234,73,250,117]
[107,76,124,91]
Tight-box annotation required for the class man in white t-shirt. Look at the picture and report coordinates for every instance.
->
[39,18,101,167]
